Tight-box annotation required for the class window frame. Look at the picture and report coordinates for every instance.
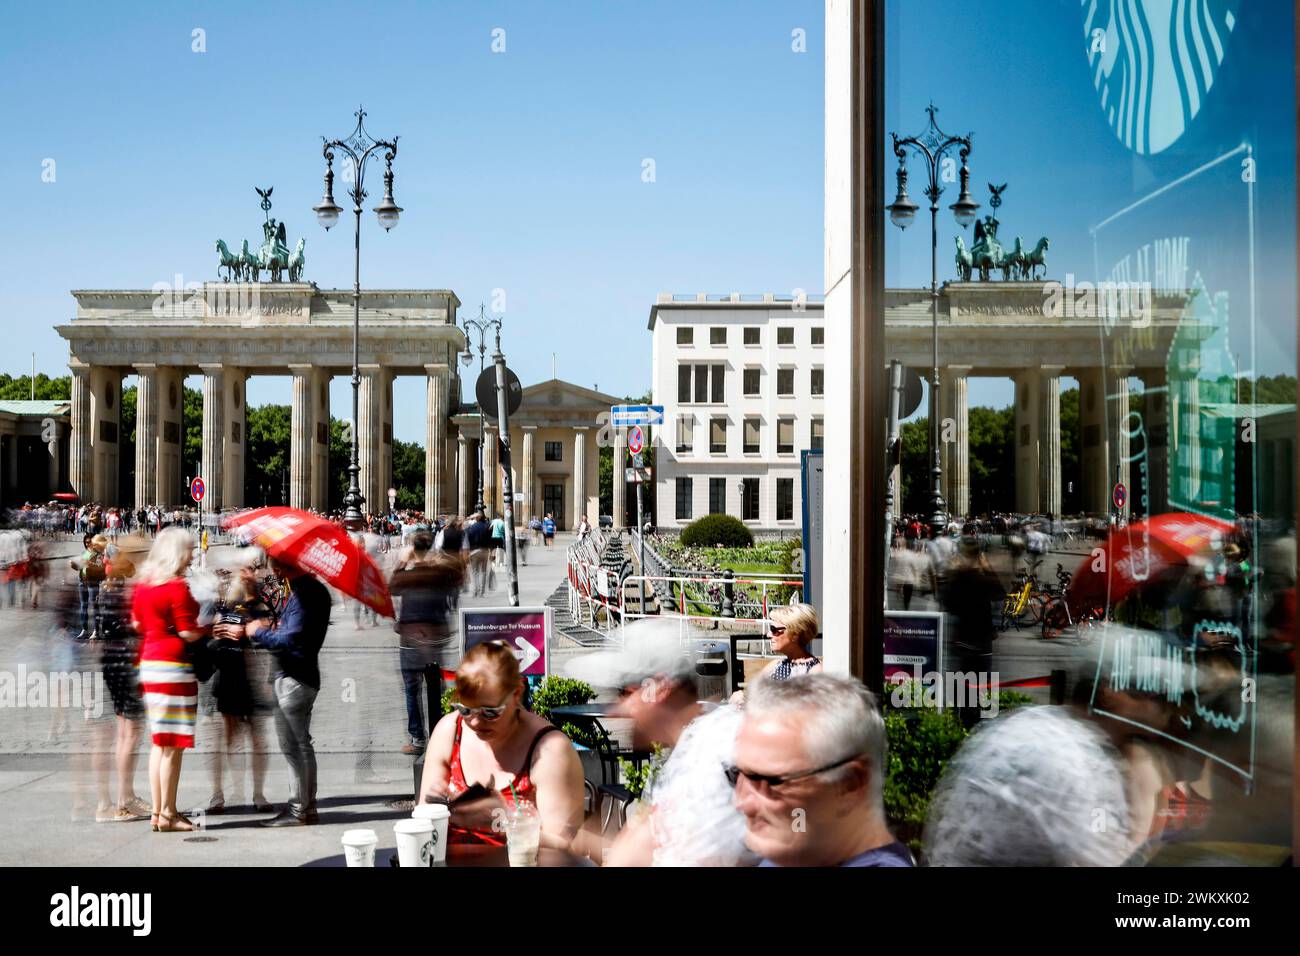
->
[743,417,761,455]
[777,418,795,455]
[777,366,795,398]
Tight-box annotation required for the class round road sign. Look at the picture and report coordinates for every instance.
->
[628,426,644,456]
[190,477,206,503]
[1112,482,1127,510]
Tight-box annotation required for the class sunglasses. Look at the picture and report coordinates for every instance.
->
[768,624,787,636]
[451,694,513,721]
[724,753,863,791]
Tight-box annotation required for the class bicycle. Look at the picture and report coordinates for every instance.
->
[1041,595,1107,641]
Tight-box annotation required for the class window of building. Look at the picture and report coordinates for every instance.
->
[811,326,824,346]
[710,364,725,403]
[680,364,726,404]
[694,363,709,403]
[777,478,794,521]
[742,479,760,521]
[675,414,693,454]
[743,418,761,454]
[743,327,761,346]
[743,367,761,397]
[545,441,563,461]
[811,367,824,396]
[675,477,692,520]
[709,478,726,514]
[777,419,795,455]
[709,417,727,454]
[710,326,726,346]
[676,327,693,346]
[811,417,824,450]
[678,364,691,403]
[777,367,794,396]
[777,326,794,346]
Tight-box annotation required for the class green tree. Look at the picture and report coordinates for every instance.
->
[182,386,203,477]
[245,404,292,505]
[392,438,426,511]
[0,374,71,401]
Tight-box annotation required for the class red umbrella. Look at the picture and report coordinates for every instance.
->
[52,492,79,502]
[1066,512,1236,614]
[223,507,394,618]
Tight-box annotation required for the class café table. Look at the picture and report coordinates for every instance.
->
[303,843,596,868]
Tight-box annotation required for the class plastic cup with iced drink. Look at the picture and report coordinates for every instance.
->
[505,800,541,867]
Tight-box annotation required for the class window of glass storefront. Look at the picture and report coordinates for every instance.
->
[874,0,1295,865]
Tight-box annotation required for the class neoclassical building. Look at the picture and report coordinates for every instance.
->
[57,284,465,514]
[451,379,619,530]
[0,400,70,508]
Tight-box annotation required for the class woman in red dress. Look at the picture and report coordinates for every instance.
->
[416,641,584,848]
[130,527,208,832]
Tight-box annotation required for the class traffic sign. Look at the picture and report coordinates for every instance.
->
[628,425,644,456]
[190,477,206,503]
[624,467,653,484]
[632,452,644,469]
[611,404,664,427]
[1112,482,1127,510]
[476,366,523,418]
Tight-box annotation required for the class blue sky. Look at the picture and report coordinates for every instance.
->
[2,0,1293,440]
[1,0,825,441]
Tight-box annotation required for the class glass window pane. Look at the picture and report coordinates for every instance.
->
[678,365,691,404]
[710,326,726,345]
[694,364,708,403]
[777,326,794,345]
[710,417,726,454]
[777,419,793,454]
[744,327,761,345]
[743,418,760,454]
[744,368,761,396]
[777,368,794,396]
[708,477,725,514]
[777,478,793,521]
[676,327,693,346]
[711,364,725,403]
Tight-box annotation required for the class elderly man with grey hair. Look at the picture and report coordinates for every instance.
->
[731,673,912,867]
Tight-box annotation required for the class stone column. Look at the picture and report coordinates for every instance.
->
[200,365,225,513]
[1039,366,1063,517]
[942,365,971,518]
[133,365,157,509]
[1077,367,1107,513]
[223,369,247,509]
[89,367,120,505]
[68,367,91,504]
[612,424,626,528]
[457,432,470,517]
[521,427,536,523]
[1014,369,1041,514]
[379,369,393,515]
[1109,369,1132,517]
[425,364,449,517]
[483,425,498,516]
[1141,367,1168,515]
[47,420,62,491]
[573,428,588,530]
[310,370,330,513]
[357,365,382,516]
[154,368,184,507]
[289,365,313,510]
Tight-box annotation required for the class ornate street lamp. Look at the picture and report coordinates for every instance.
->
[313,107,401,530]
[461,304,503,516]
[887,103,978,536]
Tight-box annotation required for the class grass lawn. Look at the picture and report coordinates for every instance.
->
[718,561,788,576]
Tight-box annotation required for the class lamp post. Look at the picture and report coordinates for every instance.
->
[460,304,503,516]
[886,103,979,537]
[313,107,402,530]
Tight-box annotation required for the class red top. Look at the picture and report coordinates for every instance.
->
[131,578,201,664]
[447,716,557,846]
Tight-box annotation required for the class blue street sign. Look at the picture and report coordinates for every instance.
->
[611,404,664,427]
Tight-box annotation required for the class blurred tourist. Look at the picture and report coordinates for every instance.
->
[732,674,911,867]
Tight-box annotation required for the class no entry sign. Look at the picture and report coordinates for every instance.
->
[190,477,206,502]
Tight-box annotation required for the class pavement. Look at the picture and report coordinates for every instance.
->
[0,530,591,866]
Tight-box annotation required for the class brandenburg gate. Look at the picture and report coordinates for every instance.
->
[56,284,465,515]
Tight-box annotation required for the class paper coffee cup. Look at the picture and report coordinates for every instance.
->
[412,803,451,863]
[394,818,435,868]
[341,829,378,868]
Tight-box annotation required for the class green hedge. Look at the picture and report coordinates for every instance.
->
[679,514,754,548]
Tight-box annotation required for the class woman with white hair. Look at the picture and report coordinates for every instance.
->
[729,603,822,705]
[130,526,208,832]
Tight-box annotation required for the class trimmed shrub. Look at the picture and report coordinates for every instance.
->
[680,514,754,548]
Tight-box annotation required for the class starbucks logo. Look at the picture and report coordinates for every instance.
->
[1083,0,1240,155]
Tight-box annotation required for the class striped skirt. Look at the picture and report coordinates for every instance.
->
[139,659,198,748]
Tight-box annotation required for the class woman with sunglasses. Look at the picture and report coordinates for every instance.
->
[730,603,823,705]
[417,641,585,848]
